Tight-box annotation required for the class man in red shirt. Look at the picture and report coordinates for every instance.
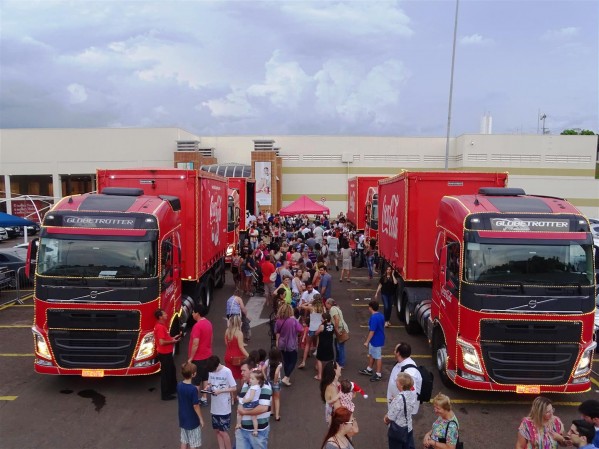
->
[154,308,181,400]
[260,255,276,306]
[187,304,213,407]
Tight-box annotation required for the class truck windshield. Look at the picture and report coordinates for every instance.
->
[37,238,156,278]
[464,241,594,285]
[371,200,379,230]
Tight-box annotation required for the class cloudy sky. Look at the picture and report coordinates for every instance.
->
[1,0,597,136]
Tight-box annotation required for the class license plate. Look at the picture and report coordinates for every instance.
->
[516,385,540,394]
[82,369,105,378]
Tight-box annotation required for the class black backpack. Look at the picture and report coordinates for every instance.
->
[400,363,434,403]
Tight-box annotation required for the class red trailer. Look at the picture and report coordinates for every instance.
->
[29,168,227,376]
[378,171,597,394]
[346,176,384,231]
[226,177,256,262]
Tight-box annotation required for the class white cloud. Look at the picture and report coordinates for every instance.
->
[247,51,312,108]
[202,89,255,119]
[280,1,413,37]
[460,34,494,46]
[541,26,579,41]
[67,83,88,104]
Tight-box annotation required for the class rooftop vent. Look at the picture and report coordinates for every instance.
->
[253,140,275,151]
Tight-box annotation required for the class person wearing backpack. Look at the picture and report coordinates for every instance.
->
[387,342,423,415]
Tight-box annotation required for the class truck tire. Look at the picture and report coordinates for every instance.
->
[432,329,454,389]
[204,280,214,312]
[402,294,421,335]
[214,259,226,289]
[395,285,404,323]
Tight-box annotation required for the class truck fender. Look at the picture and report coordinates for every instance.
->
[402,287,431,335]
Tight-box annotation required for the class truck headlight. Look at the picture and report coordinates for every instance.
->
[32,328,51,359]
[135,332,155,360]
[574,341,596,377]
[457,338,483,375]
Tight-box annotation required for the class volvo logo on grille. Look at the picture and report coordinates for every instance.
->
[528,299,537,309]
[90,291,98,299]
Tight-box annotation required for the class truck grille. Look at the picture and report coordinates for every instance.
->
[480,320,580,385]
[47,310,140,369]
[48,330,138,369]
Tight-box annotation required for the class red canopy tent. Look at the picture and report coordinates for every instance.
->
[279,195,330,216]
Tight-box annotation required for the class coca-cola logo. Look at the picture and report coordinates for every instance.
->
[210,194,223,245]
[349,190,356,214]
[381,194,399,239]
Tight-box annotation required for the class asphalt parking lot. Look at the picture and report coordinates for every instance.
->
[1,256,598,448]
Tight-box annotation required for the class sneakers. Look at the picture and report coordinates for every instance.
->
[385,321,391,328]
[199,398,209,407]
[358,368,373,376]
[370,373,383,382]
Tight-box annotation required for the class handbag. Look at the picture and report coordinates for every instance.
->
[335,328,350,343]
[388,395,409,443]
[438,419,463,449]
[230,356,245,366]
[269,271,277,282]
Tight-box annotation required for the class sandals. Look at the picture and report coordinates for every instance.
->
[298,362,306,369]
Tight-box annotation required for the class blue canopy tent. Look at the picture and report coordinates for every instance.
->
[0,212,36,227]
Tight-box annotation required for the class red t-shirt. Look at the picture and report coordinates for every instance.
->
[188,318,213,361]
[261,261,275,283]
[154,322,172,355]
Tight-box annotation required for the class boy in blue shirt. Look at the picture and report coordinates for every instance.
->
[178,362,205,449]
[359,300,385,382]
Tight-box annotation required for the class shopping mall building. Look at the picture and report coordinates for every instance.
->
[0,128,598,219]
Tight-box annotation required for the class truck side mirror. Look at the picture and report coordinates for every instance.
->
[25,238,39,280]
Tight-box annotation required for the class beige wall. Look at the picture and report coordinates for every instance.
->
[1,128,597,217]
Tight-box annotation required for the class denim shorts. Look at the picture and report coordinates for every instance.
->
[368,344,382,359]
[271,380,281,392]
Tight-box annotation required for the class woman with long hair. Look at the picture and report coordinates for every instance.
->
[275,303,304,387]
[262,348,283,421]
[320,360,342,424]
[315,312,335,381]
[375,266,398,328]
[515,396,563,449]
[298,296,325,369]
[339,241,353,283]
[320,406,359,449]
[223,315,248,382]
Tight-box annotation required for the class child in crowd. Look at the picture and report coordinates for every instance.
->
[177,362,205,449]
[257,348,268,370]
[236,370,265,436]
[338,379,368,412]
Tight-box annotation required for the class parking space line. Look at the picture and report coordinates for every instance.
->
[0,396,18,401]
[359,325,404,329]
[0,325,31,328]
[591,377,599,389]
[382,354,430,359]
[0,353,34,356]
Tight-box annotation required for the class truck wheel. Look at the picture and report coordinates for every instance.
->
[214,260,226,289]
[432,330,454,388]
[203,281,213,313]
[403,296,421,335]
[395,287,404,323]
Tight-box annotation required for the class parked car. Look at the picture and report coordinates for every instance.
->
[3,225,24,238]
[0,247,28,287]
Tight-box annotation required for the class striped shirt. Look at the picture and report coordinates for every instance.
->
[238,381,272,431]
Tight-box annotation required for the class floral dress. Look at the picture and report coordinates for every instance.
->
[430,415,460,446]
[518,416,563,449]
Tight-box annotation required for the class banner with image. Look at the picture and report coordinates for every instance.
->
[255,161,272,206]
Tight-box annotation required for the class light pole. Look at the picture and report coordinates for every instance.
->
[444,0,460,170]
[539,113,547,135]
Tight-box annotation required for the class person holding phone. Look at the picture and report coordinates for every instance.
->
[154,308,182,401]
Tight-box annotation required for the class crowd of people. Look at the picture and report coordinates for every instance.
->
[152,211,599,449]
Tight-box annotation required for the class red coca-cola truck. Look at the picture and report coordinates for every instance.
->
[379,171,597,393]
[346,176,384,232]
[29,168,227,376]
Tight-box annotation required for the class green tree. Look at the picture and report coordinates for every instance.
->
[560,128,595,135]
